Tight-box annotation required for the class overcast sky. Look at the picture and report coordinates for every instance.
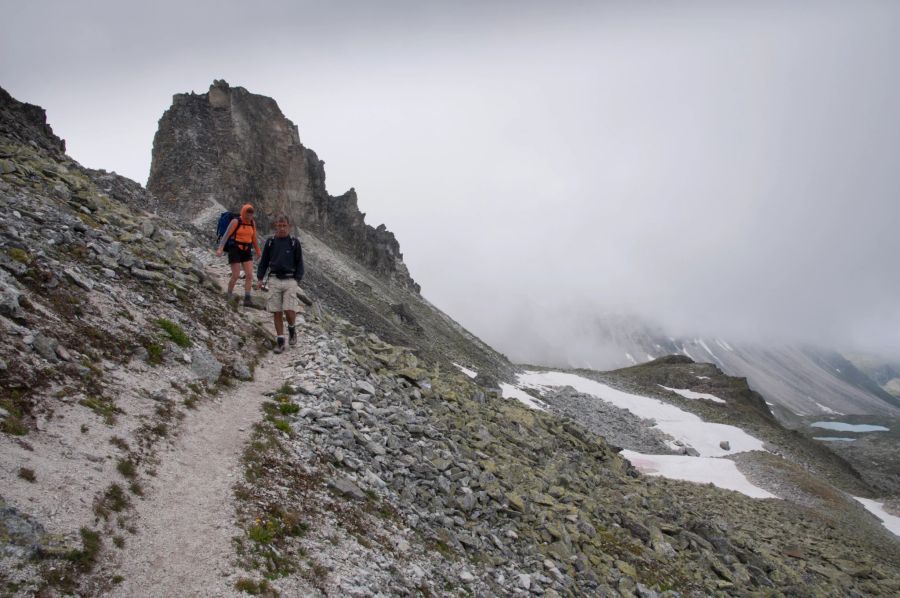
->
[3,0,900,360]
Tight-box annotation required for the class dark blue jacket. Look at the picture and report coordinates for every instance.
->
[257,236,304,282]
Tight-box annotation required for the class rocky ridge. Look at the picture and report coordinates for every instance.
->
[149,81,511,383]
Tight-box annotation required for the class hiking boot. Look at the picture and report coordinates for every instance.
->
[274,336,285,354]
[288,326,297,347]
[243,294,253,307]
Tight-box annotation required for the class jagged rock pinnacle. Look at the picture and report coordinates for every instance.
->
[148,81,419,293]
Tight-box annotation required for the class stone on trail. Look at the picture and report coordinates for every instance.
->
[191,347,223,383]
[720,440,731,451]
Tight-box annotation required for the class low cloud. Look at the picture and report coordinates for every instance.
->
[4,0,899,360]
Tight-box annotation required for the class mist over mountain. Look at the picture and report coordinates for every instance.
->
[3,0,900,359]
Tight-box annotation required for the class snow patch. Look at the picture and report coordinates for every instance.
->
[715,339,734,352]
[814,437,856,442]
[517,371,764,457]
[500,383,547,411]
[621,451,775,499]
[813,401,843,416]
[625,352,637,365]
[854,497,900,537]
[453,363,478,379]
[696,375,710,380]
[659,385,726,404]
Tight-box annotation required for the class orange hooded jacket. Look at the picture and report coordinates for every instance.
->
[219,203,262,255]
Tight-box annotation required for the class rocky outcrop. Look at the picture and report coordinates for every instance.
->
[148,80,419,293]
[0,86,65,158]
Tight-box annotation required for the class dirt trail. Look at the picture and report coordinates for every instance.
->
[107,258,299,597]
[106,349,293,598]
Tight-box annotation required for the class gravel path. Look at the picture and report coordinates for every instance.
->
[106,255,296,597]
[107,350,293,598]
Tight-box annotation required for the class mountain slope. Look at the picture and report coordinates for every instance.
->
[146,80,513,382]
[3,84,900,597]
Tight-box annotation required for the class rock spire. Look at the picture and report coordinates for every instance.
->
[148,80,419,292]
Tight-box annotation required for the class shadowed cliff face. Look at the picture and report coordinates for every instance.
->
[0,87,66,157]
[147,80,419,293]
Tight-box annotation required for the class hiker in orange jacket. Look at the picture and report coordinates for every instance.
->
[215,203,262,306]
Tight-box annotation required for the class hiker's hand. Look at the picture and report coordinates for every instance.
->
[215,248,223,257]
[255,280,262,290]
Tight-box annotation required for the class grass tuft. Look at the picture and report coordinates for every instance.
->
[234,577,277,596]
[65,528,102,572]
[157,318,192,348]
[278,403,299,415]
[79,397,119,425]
[145,342,163,366]
[94,484,130,519]
[18,467,36,482]
[116,458,137,479]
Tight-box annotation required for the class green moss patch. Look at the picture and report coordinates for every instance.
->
[156,318,191,348]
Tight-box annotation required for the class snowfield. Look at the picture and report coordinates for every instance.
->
[509,370,772,499]
[500,383,547,411]
[517,371,764,457]
[453,363,478,379]
[621,451,775,499]
[659,385,726,404]
[854,497,900,537]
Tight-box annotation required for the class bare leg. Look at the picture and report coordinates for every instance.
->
[273,311,284,336]
[285,310,296,326]
[227,262,240,294]
[242,261,253,294]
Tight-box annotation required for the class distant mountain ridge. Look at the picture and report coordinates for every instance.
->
[529,313,900,421]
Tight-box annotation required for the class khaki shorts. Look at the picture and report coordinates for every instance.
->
[266,277,299,313]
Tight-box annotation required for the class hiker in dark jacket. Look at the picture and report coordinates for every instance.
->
[256,214,304,354]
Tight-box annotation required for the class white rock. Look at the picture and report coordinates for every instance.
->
[518,574,532,589]
[459,570,475,583]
